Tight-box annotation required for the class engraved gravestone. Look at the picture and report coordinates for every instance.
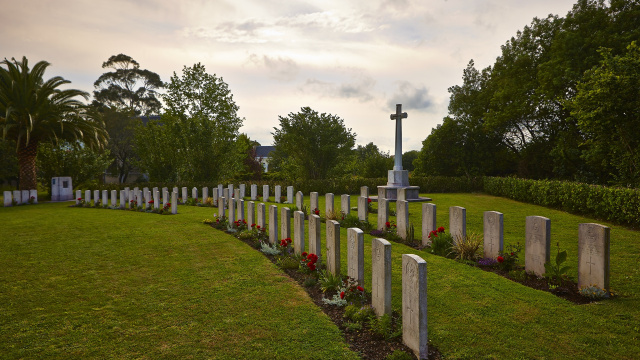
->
[182,187,188,203]
[218,197,226,219]
[171,191,177,214]
[257,203,266,229]
[4,191,12,206]
[250,184,257,200]
[296,191,304,210]
[326,220,341,276]
[422,203,436,246]
[397,200,409,240]
[287,186,294,204]
[237,199,244,221]
[358,196,368,222]
[341,194,350,216]
[402,254,428,359]
[281,207,291,240]
[228,195,236,224]
[484,211,504,259]
[449,206,466,241]
[326,193,335,215]
[525,216,551,276]
[275,185,281,203]
[578,223,610,291]
[372,238,392,317]
[269,205,278,244]
[347,228,364,286]
[309,214,321,260]
[294,211,305,255]
[247,201,255,227]
[361,186,369,198]
[310,192,319,213]
[263,185,269,202]
[378,198,390,231]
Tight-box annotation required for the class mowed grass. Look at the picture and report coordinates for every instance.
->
[2,192,640,359]
[263,192,640,359]
[0,202,358,359]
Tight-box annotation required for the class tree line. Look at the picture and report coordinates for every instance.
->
[413,0,640,187]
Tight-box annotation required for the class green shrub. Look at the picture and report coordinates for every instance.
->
[385,350,414,360]
[429,232,454,257]
[318,270,343,294]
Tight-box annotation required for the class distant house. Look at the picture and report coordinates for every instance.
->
[255,146,276,172]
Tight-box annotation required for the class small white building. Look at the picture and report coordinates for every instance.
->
[255,146,276,172]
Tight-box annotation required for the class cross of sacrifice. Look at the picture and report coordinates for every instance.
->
[390,104,408,171]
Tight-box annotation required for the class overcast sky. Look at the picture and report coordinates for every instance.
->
[1,0,578,153]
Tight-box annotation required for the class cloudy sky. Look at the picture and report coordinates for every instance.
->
[1,0,578,153]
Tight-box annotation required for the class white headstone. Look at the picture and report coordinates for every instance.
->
[85,190,91,204]
[12,190,21,205]
[203,187,209,203]
[275,185,281,203]
[102,190,108,206]
[326,220,341,276]
[326,193,335,216]
[449,206,466,241]
[402,253,428,359]
[93,190,100,205]
[257,203,266,229]
[378,199,389,231]
[239,184,246,199]
[153,189,160,209]
[4,191,12,206]
[269,205,278,244]
[171,191,177,214]
[372,238,392,317]
[357,196,368,222]
[247,201,255,227]
[120,190,126,209]
[483,211,504,259]
[281,207,291,240]
[294,210,305,256]
[347,227,364,285]
[341,194,350,216]
[360,186,369,199]
[525,216,551,276]
[234,188,240,201]
[111,190,117,207]
[223,188,229,206]
[228,184,234,199]
[212,188,218,206]
[296,191,304,210]
[309,214,321,261]
[218,184,224,200]
[422,203,436,246]
[237,199,244,221]
[310,192,319,213]
[250,184,257,201]
[263,185,269,202]
[75,190,81,205]
[228,195,236,224]
[218,197,226,219]
[578,223,610,291]
[21,190,29,204]
[397,200,409,240]
[287,186,294,204]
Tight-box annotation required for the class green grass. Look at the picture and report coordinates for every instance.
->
[2,192,640,359]
[0,202,358,359]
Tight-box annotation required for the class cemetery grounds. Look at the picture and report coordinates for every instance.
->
[0,192,639,359]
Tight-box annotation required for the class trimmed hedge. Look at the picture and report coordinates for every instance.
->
[483,177,640,228]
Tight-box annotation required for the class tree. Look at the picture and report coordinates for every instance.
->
[135,63,244,182]
[37,141,112,194]
[234,133,263,180]
[403,150,419,172]
[271,107,356,180]
[0,139,18,185]
[93,106,139,183]
[569,42,640,186]
[93,54,163,116]
[0,57,108,190]
[348,142,392,178]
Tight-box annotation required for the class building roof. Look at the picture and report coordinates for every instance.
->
[255,146,276,158]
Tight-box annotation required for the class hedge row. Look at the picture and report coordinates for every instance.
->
[483,177,640,228]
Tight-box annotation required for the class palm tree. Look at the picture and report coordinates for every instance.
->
[0,56,108,190]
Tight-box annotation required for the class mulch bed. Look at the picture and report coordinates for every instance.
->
[219,226,443,360]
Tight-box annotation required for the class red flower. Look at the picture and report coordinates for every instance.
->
[385,221,391,228]
[367,198,372,203]
[286,238,292,244]
[148,200,153,204]
[251,223,256,228]
[428,230,438,239]
[256,225,261,229]
[511,252,515,256]
[497,256,504,263]
[357,286,364,292]
[314,209,319,215]
[302,252,308,258]
[437,226,445,233]
[77,197,82,201]
[340,291,345,299]
[307,263,316,271]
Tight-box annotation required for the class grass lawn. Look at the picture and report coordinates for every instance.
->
[1,192,639,359]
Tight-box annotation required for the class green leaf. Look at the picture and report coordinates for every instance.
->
[556,250,567,265]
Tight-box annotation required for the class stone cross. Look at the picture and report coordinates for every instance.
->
[390,104,408,171]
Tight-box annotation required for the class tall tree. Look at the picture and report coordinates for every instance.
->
[569,42,640,186]
[93,54,162,116]
[271,107,356,180]
[135,63,244,182]
[0,57,108,190]
[97,107,138,183]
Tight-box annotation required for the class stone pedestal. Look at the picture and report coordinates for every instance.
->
[374,170,430,202]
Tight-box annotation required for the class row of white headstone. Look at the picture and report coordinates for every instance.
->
[3,190,37,206]
[75,187,177,214]
[423,204,611,292]
[214,187,428,359]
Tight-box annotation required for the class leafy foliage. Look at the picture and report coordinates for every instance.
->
[271,107,355,181]
[92,54,162,116]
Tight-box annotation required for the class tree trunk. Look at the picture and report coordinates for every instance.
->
[17,140,39,191]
